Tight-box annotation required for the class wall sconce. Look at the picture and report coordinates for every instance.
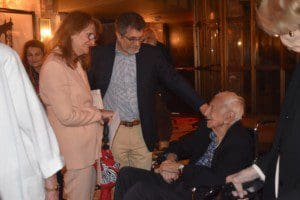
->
[237,40,243,47]
[40,18,52,42]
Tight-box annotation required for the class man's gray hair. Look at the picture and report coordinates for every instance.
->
[256,0,300,35]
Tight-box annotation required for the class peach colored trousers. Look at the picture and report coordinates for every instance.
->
[64,165,96,200]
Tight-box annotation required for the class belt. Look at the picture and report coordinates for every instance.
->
[120,119,140,127]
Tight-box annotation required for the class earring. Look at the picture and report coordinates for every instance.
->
[289,31,294,37]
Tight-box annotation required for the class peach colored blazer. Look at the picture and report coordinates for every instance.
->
[39,51,102,170]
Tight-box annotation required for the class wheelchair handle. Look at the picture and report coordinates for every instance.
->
[253,120,276,132]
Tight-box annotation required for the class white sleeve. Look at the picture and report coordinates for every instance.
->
[252,164,266,181]
[4,49,64,178]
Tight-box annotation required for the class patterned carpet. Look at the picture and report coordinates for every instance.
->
[171,114,199,140]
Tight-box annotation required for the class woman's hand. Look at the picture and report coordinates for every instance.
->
[45,190,59,200]
[99,109,114,124]
[45,175,59,200]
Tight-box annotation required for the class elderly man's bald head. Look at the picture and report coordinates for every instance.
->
[205,91,245,129]
[215,91,245,121]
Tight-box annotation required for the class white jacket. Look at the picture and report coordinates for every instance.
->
[0,43,64,200]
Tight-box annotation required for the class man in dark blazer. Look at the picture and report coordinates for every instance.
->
[226,0,300,199]
[88,12,207,170]
[114,92,254,200]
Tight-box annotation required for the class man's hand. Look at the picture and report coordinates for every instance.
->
[226,166,260,199]
[159,160,181,173]
[166,153,177,162]
[156,160,181,183]
[199,103,209,115]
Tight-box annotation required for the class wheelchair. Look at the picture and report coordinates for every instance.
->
[152,120,276,200]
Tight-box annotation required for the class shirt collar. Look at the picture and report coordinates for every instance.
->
[115,43,135,57]
[209,131,217,142]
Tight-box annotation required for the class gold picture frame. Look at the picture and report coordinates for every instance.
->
[0,8,36,55]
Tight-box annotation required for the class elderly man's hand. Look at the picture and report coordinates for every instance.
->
[226,166,260,199]
[160,170,179,183]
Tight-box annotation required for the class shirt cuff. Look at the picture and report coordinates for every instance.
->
[252,164,265,181]
[40,156,64,178]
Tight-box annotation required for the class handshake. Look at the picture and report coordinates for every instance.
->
[154,153,184,183]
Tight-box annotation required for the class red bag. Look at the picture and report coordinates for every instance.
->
[95,121,120,200]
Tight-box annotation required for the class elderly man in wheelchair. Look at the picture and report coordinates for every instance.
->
[114,91,254,200]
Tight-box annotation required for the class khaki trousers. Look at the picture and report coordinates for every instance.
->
[112,124,152,170]
[64,165,96,200]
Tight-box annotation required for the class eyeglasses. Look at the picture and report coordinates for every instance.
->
[87,33,97,41]
[122,35,145,43]
[289,31,294,37]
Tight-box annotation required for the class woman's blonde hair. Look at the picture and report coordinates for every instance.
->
[256,0,300,35]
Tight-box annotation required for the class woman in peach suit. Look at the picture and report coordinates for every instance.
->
[39,11,113,200]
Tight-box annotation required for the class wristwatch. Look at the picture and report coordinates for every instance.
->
[178,164,185,173]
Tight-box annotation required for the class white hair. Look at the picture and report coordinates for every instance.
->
[256,0,300,35]
[216,91,245,122]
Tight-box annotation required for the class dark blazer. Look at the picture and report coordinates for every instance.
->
[256,64,300,199]
[166,121,254,188]
[88,43,205,151]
